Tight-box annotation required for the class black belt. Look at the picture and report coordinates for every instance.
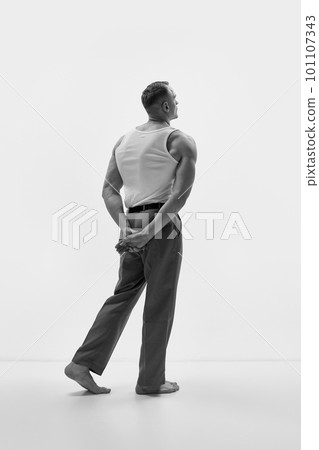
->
[127,202,165,213]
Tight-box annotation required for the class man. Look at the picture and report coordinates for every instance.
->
[64,81,197,395]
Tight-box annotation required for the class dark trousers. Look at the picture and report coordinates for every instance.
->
[72,210,183,389]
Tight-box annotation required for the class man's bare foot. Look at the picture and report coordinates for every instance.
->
[64,362,111,394]
[135,380,180,395]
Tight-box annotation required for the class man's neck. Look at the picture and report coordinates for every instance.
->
[147,117,170,127]
[136,118,171,132]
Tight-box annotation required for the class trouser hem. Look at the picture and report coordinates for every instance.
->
[71,358,104,376]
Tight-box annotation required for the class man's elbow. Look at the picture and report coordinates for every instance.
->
[102,184,116,200]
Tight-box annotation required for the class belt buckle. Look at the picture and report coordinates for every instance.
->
[142,204,147,211]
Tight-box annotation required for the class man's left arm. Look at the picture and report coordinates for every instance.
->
[101,136,127,231]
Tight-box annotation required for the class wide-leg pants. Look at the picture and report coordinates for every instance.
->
[71,210,183,390]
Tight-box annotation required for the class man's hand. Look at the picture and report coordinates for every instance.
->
[115,229,151,255]
[115,240,141,255]
[115,225,139,255]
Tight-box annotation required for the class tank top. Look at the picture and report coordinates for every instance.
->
[115,126,179,208]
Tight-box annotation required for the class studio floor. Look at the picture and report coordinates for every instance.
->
[0,360,300,450]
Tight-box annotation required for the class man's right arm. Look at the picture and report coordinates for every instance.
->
[141,133,197,239]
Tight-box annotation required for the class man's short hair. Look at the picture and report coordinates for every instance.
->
[141,81,170,110]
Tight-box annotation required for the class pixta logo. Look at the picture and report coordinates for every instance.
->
[52,202,98,250]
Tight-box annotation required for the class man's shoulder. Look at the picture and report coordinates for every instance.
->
[112,129,135,155]
[169,129,196,146]
[168,129,197,159]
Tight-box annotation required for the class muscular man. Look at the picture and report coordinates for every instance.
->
[64,81,197,395]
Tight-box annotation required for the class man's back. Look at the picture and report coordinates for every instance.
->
[115,125,180,209]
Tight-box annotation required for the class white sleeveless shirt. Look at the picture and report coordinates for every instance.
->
[115,126,179,208]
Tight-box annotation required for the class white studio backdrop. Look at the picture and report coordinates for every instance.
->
[0,0,300,363]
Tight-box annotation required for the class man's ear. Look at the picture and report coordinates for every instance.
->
[162,101,169,112]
